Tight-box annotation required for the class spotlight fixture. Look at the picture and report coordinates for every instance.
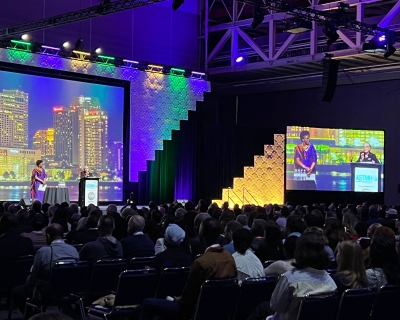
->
[40,45,61,56]
[63,41,71,49]
[170,68,185,76]
[96,54,115,64]
[122,59,139,68]
[74,38,83,51]
[362,36,387,53]
[284,20,312,34]
[191,71,206,79]
[172,0,184,10]
[251,6,264,29]
[323,22,339,47]
[21,34,30,41]
[235,56,244,63]
[95,47,102,54]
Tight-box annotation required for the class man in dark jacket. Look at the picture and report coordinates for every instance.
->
[79,215,123,264]
[121,215,155,259]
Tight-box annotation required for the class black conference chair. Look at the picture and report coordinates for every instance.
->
[76,258,128,317]
[336,287,377,320]
[234,276,277,320]
[87,268,158,319]
[370,285,400,320]
[128,256,156,269]
[24,261,89,319]
[296,291,338,320]
[193,278,239,320]
[155,266,190,299]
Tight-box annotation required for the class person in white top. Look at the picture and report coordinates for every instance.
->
[232,228,264,285]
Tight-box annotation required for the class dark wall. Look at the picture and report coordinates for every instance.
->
[213,79,400,204]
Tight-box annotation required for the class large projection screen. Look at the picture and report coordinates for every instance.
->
[286,126,384,192]
[0,69,124,202]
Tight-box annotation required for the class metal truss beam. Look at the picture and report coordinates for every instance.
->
[0,0,165,38]
[240,0,395,38]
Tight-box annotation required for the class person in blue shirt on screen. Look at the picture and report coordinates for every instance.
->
[294,130,317,177]
[356,142,380,163]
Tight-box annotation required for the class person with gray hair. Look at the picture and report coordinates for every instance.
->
[106,203,128,240]
[121,215,155,259]
[236,214,250,230]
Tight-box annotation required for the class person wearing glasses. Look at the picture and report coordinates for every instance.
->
[356,142,380,163]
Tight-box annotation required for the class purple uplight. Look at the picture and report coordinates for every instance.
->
[379,35,386,42]
[236,56,244,63]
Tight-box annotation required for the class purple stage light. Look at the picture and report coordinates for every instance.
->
[379,35,386,42]
[236,56,244,63]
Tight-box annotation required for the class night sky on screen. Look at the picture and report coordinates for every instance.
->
[0,69,124,147]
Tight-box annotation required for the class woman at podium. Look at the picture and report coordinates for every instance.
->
[356,143,380,163]
[80,166,93,178]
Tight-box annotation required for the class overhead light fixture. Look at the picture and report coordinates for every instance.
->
[284,20,312,34]
[21,34,30,41]
[122,59,139,68]
[9,39,33,52]
[170,68,185,76]
[40,45,61,56]
[96,54,115,64]
[235,56,244,63]
[323,22,339,47]
[95,47,102,54]
[251,6,264,29]
[147,64,164,73]
[63,41,71,49]
[191,71,206,79]
[172,0,184,10]
[74,38,83,51]
[362,36,387,53]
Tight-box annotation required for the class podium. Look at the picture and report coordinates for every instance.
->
[79,177,100,207]
[350,162,383,192]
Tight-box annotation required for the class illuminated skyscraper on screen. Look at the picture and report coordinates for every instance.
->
[53,106,72,162]
[53,96,109,170]
[0,89,28,148]
[33,128,54,158]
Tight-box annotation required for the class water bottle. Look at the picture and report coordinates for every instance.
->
[294,169,298,180]
[302,169,306,180]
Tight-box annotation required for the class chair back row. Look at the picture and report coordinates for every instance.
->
[297,285,400,320]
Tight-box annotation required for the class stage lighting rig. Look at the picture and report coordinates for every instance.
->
[251,6,264,29]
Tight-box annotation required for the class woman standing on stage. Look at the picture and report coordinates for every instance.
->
[30,160,47,202]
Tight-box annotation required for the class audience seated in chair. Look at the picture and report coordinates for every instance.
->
[0,214,34,259]
[248,232,336,320]
[331,240,369,296]
[121,215,155,259]
[79,215,123,265]
[264,235,298,277]
[223,220,243,254]
[232,228,264,285]
[366,227,400,288]
[11,223,79,314]
[153,223,192,273]
[140,218,237,320]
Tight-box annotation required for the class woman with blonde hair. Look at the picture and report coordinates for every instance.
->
[332,241,368,295]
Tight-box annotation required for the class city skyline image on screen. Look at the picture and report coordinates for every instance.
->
[0,69,124,201]
[285,126,384,192]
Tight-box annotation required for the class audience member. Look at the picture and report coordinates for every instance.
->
[331,241,368,296]
[236,213,250,230]
[11,224,79,313]
[232,228,264,284]
[20,215,47,249]
[121,215,155,259]
[255,220,284,263]
[264,235,297,276]
[0,214,34,259]
[250,219,267,251]
[79,215,123,265]
[72,215,99,245]
[248,232,336,320]
[223,220,243,254]
[140,218,237,320]
[153,224,192,273]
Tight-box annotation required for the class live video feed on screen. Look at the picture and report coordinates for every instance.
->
[0,69,124,201]
[286,126,384,192]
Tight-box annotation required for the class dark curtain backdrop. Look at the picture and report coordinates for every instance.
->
[137,99,276,204]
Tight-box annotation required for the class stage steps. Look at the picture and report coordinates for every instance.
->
[212,134,285,207]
